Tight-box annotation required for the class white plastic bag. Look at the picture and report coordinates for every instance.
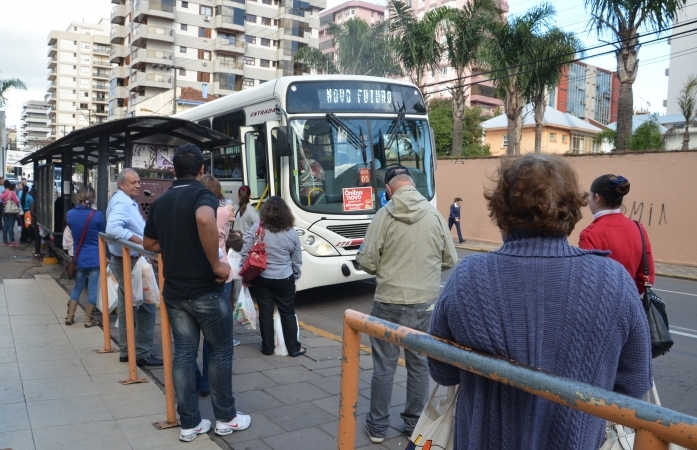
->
[97,264,120,314]
[131,256,145,307]
[141,258,160,305]
[227,248,242,280]
[273,310,300,356]
[233,287,257,330]
[408,384,457,450]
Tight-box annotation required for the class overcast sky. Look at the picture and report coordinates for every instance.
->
[0,0,671,134]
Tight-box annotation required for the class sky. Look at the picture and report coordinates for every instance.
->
[0,0,673,133]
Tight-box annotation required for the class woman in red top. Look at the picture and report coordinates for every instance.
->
[579,174,655,293]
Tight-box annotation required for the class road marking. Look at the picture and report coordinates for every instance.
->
[653,288,697,297]
[671,329,697,339]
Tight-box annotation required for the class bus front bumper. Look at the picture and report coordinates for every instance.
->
[296,252,373,291]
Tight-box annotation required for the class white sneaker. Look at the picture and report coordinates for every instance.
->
[215,412,251,435]
[179,419,211,442]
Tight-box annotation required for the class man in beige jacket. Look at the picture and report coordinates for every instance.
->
[357,165,457,443]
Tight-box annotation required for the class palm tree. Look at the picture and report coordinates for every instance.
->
[585,0,686,151]
[293,47,338,74]
[481,4,555,155]
[0,74,27,108]
[443,0,500,156]
[389,0,450,99]
[526,28,583,153]
[675,75,697,150]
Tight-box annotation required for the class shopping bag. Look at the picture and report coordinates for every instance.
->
[227,248,242,280]
[273,310,300,356]
[233,287,257,330]
[407,384,458,450]
[131,256,145,307]
[97,265,120,314]
[140,258,160,305]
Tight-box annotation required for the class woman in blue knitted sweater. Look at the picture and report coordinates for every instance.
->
[429,154,652,450]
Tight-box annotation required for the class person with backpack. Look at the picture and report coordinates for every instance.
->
[1,181,21,246]
[18,185,34,243]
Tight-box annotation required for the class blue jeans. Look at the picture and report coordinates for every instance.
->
[70,267,100,305]
[194,282,232,393]
[366,301,434,437]
[110,256,156,360]
[3,214,15,242]
[166,288,236,429]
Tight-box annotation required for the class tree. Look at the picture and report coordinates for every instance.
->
[0,73,27,108]
[293,47,338,74]
[481,4,555,155]
[389,1,450,98]
[675,74,697,150]
[594,128,616,148]
[526,28,583,153]
[428,99,490,156]
[630,114,664,150]
[443,0,500,156]
[585,0,686,151]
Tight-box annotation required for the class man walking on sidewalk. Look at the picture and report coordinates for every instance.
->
[449,197,465,243]
[357,165,457,443]
[144,144,251,442]
[106,168,162,367]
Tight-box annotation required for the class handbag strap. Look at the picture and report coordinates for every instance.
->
[633,221,650,281]
[73,209,96,261]
[255,223,265,244]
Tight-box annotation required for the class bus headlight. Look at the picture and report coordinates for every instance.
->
[301,233,339,257]
[305,236,315,245]
[316,243,333,255]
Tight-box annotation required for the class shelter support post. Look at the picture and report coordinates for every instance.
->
[62,150,73,227]
[119,246,148,385]
[96,237,117,353]
[97,135,108,214]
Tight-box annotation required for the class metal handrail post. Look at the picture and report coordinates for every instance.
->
[338,319,361,450]
[96,237,116,353]
[120,247,148,385]
[153,254,178,429]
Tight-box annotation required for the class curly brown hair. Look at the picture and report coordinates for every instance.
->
[259,196,295,233]
[484,155,588,237]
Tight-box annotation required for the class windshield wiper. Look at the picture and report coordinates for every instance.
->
[383,111,406,156]
[326,113,365,151]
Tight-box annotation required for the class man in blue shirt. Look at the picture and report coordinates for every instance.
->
[106,168,162,367]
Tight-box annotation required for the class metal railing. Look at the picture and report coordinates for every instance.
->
[97,233,177,429]
[134,24,174,37]
[338,309,697,450]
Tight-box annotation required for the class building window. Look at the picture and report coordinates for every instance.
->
[351,9,355,15]
[200,5,212,15]
[244,56,255,65]
[81,91,88,97]
[80,103,88,109]
[199,27,212,38]
[80,79,89,86]
[197,72,211,82]
[179,68,186,76]
[80,67,89,74]
[181,24,187,31]
[245,14,256,23]
[338,13,341,19]
[181,1,188,7]
[261,17,271,26]
[180,46,187,53]
[260,59,270,67]
[562,135,567,143]
[81,54,90,62]
[549,133,557,142]
[261,38,270,46]
[502,135,508,148]
[198,49,212,60]
[245,35,256,44]
[243,78,254,86]
[262,0,272,4]
[81,42,90,49]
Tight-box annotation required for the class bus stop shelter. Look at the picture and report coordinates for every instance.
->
[19,117,239,237]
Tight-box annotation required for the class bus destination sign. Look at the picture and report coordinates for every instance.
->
[324,88,392,106]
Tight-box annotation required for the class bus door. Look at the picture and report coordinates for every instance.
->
[266,121,282,197]
[240,126,269,204]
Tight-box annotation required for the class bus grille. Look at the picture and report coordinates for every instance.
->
[326,224,370,240]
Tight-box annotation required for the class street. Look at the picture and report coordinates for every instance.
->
[295,248,697,417]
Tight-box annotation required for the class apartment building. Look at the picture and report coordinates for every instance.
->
[548,61,620,126]
[20,101,52,152]
[47,20,112,139]
[108,0,324,119]
[318,1,384,63]
[665,1,697,114]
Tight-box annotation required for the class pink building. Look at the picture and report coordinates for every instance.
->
[318,1,386,62]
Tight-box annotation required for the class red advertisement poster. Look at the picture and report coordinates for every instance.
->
[359,167,371,185]
[343,187,374,212]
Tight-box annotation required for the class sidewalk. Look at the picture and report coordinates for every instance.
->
[3,274,419,450]
[455,239,697,281]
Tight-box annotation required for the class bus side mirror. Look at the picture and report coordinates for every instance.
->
[275,126,291,157]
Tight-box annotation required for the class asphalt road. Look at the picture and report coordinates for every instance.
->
[295,248,697,417]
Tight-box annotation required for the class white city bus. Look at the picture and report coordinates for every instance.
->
[176,75,436,291]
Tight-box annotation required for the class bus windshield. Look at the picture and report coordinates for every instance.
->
[289,117,434,214]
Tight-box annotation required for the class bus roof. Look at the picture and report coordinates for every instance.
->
[174,75,421,123]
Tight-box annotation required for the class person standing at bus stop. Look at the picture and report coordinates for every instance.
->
[144,144,251,442]
[357,165,457,443]
[106,168,162,367]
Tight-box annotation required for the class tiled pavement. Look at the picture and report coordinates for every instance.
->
[3,274,423,450]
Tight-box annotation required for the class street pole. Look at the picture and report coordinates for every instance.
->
[172,67,177,116]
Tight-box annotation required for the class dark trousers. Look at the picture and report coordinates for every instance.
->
[249,275,300,355]
[448,218,464,242]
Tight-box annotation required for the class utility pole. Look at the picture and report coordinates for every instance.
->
[172,67,177,116]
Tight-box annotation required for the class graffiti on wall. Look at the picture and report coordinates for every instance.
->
[621,202,668,226]
[132,144,176,171]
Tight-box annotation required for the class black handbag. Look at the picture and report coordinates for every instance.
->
[634,221,673,358]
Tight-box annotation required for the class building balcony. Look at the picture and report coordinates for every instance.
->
[48,44,57,57]
[111,25,127,44]
[47,57,57,68]
[214,60,243,73]
[93,82,110,91]
[93,96,108,103]
[94,59,111,68]
[93,69,110,79]
[109,45,128,63]
[111,4,128,24]
[94,45,111,55]
[48,69,57,80]
[25,126,52,134]
[111,0,122,4]
[47,81,57,92]
[111,65,129,79]
[129,72,173,91]
[133,0,175,23]
[109,107,128,120]
[131,48,173,69]
[112,85,129,99]
[94,110,108,116]
[214,37,245,54]
[132,25,174,47]
[214,15,245,33]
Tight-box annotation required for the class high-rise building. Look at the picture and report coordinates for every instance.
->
[665,2,697,114]
[548,61,620,126]
[20,101,52,152]
[108,0,325,119]
[47,20,112,138]
[318,1,385,63]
